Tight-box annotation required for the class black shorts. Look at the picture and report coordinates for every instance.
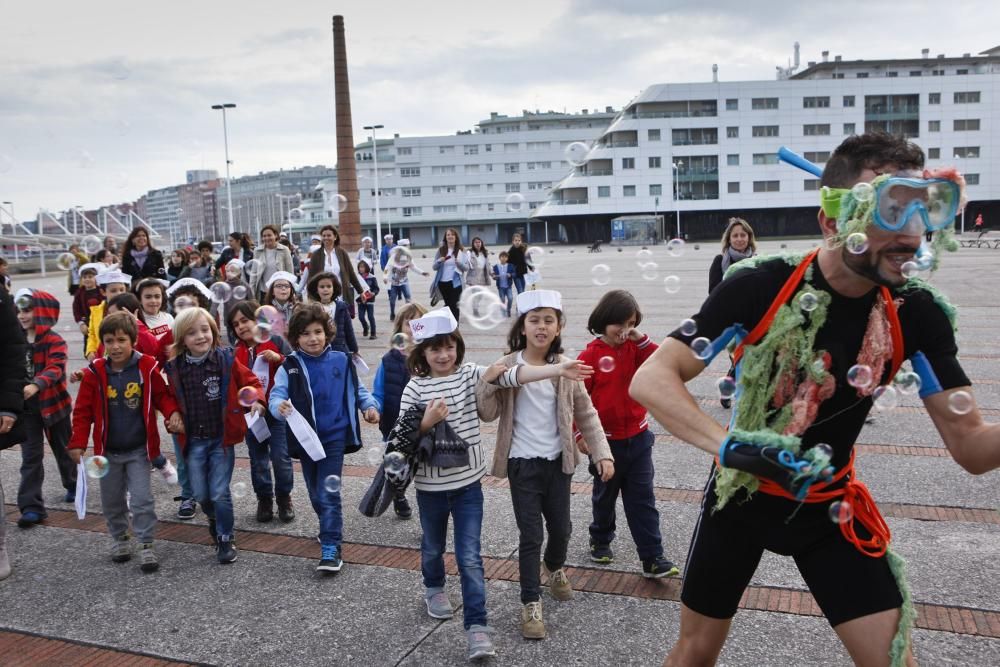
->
[681,471,903,627]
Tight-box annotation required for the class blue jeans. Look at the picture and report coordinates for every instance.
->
[497,285,513,316]
[245,412,293,498]
[299,440,346,546]
[513,275,526,294]
[185,437,236,539]
[416,481,487,629]
[357,301,375,334]
[173,434,194,500]
[388,283,411,317]
[589,429,664,560]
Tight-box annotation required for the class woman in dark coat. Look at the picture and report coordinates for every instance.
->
[308,224,368,317]
[214,232,254,274]
[506,232,529,294]
[708,217,757,293]
[119,227,166,287]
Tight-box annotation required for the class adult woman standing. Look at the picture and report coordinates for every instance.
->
[430,227,469,320]
[215,232,253,275]
[708,218,757,293]
[465,237,491,288]
[250,225,295,300]
[507,232,529,294]
[119,228,166,287]
[307,224,367,316]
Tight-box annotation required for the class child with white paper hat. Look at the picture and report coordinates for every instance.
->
[263,271,300,325]
[85,269,133,361]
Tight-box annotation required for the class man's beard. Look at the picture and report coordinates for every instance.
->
[841,246,915,288]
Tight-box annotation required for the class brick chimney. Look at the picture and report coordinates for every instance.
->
[332,15,360,249]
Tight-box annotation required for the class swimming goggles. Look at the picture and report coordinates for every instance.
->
[822,176,961,234]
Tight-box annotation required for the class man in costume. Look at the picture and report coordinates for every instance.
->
[631,132,1000,667]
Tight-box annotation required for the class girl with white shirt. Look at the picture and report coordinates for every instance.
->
[430,228,469,321]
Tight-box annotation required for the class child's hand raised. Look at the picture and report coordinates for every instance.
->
[278,400,294,417]
[481,361,507,384]
[69,369,85,384]
[626,327,645,342]
[260,349,282,364]
[420,398,449,432]
[557,359,594,381]
[363,407,380,424]
[595,458,615,482]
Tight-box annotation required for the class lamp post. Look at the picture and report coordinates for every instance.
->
[1,201,18,262]
[363,124,384,254]
[953,154,967,234]
[211,103,237,235]
[672,161,684,239]
[275,193,300,232]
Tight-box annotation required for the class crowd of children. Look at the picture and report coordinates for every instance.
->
[6,253,679,663]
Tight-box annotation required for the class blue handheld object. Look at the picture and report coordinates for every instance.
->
[778,147,823,177]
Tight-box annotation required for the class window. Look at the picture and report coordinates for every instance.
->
[463,145,479,155]
[931,69,944,76]
[803,124,831,136]
[433,205,458,214]
[928,148,940,159]
[486,184,494,192]
[504,163,519,173]
[623,185,636,197]
[753,180,780,192]
[886,71,898,78]
[929,92,941,104]
[843,122,856,135]
[485,144,492,152]
[752,153,779,165]
[843,95,855,107]
[465,203,481,213]
[954,119,980,131]
[752,125,779,137]
[402,207,421,217]
[622,157,635,169]
[487,203,494,211]
[432,185,457,194]
[803,96,830,108]
[954,146,980,158]
[401,187,421,197]
[909,71,922,77]
[727,126,739,139]
[804,179,820,191]
[397,147,413,156]
[526,141,549,151]
[954,91,981,104]
[928,120,940,132]
[833,73,845,79]
[526,161,551,170]
[965,173,980,185]
[649,184,662,196]
[597,186,610,198]
[527,182,550,191]
[504,143,519,152]
[505,183,521,193]
[803,151,831,163]
[727,154,740,166]
[726,98,738,111]
[647,129,661,141]
[751,97,779,110]
[956,69,969,75]
[465,165,479,174]
[728,182,740,194]
[465,184,480,193]
[856,72,869,78]
[439,145,454,154]
[400,167,420,178]
[431,165,456,174]
[648,156,661,168]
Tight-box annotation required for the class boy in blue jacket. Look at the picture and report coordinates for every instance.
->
[270,304,380,573]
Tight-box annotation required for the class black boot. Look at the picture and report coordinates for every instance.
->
[393,493,412,520]
[216,536,238,564]
[256,496,274,523]
[276,495,296,523]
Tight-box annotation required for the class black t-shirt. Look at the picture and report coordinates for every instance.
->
[670,255,969,469]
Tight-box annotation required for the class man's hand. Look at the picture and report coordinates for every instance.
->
[363,407,380,424]
[0,415,16,434]
[68,448,83,465]
[558,359,594,381]
[278,400,294,417]
[481,361,507,384]
[420,398,448,432]
[719,438,831,501]
[23,384,39,400]
[260,349,282,364]
[596,458,615,482]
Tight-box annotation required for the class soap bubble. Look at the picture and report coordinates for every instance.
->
[323,475,342,494]
[391,332,410,351]
[460,286,506,330]
[813,443,834,460]
[666,239,686,257]
[505,193,526,213]
[635,248,653,264]
[252,323,272,345]
[828,500,854,524]
[846,364,873,389]
[900,261,919,279]
[231,481,248,499]
[85,455,110,479]
[210,282,232,304]
[173,295,196,312]
[366,447,383,466]
[0,153,12,174]
[81,235,102,254]
[640,262,659,281]
[256,305,281,327]
[716,376,737,399]
[77,150,95,169]
[333,194,348,213]
[662,275,681,294]
[590,264,611,286]
[564,141,589,166]
[914,249,935,272]
[232,285,248,300]
[845,233,869,254]
[244,259,261,277]
[679,318,697,336]
[597,356,616,373]
[56,253,75,271]
[384,451,408,475]
[873,385,899,411]
[690,337,712,360]
[113,171,129,189]
[894,371,922,395]
[798,291,819,313]
[287,207,304,221]
[851,182,874,203]
[108,58,131,81]
[526,246,546,268]
[237,386,259,408]
[392,246,413,270]
[947,390,973,415]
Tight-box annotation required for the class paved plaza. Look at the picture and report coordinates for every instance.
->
[2,238,999,666]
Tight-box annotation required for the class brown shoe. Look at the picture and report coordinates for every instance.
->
[256,496,274,523]
[543,564,574,601]
[521,601,545,639]
[276,495,295,523]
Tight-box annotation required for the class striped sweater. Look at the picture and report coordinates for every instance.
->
[399,362,518,492]
[22,289,72,426]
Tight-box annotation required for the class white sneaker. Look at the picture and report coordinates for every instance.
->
[158,460,179,485]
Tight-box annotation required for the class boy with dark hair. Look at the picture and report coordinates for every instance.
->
[69,311,182,572]
[14,289,76,526]
[491,251,515,317]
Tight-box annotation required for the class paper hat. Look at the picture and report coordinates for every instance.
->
[96,269,132,286]
[384,233,393,240]
[409,307,458,342]
[226,259,245,271]
[362,236,373,244]
[265,271,298,290]
[397,238,411,247]
[78,262,103,276]
[166,277,213,301]
[14,288,32,303]
[516,289,562,314]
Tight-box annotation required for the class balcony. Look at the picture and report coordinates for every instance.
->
[597,141,638,148]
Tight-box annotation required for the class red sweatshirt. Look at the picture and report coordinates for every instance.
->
[575,334,658,441]
[233,338,285,400]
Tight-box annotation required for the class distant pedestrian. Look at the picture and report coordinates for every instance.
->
[356,260,380,339]
[708,217,757,294]
[507,233,529,294]
[119,228,166,288]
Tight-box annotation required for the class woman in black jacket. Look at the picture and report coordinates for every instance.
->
[708,217,756,293]
[214,232,254,275]
[0,283,28,579]
[119,227,166,287]
[506,232,529,294]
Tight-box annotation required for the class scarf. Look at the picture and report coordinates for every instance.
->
[720,246,753,272]
[131,247,150,269]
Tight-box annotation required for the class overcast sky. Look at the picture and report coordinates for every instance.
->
[0,0,997,222]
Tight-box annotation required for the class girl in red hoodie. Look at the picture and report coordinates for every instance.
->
[576,289,680,578]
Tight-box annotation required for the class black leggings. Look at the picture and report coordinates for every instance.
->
[438,281,462,321]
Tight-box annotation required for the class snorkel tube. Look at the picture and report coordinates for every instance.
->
[777,146,823,178]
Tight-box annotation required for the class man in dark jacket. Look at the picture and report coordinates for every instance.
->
[0,283,28,580]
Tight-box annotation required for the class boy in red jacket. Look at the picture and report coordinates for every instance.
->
[576,289,679,578]
[68,312,182,572]
[14,289,76,526]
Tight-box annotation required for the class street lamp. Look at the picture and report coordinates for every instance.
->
[672,161,684,239]
[211,103,237,235]
[364,124,385,253]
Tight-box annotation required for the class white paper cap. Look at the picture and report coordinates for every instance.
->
[516,289,562,314]
[265,271,298,290]
[397,238,411,246]
[409,307,458,342]
[78,262,103,275]
[96,269,132,286]
[166,277,213,301]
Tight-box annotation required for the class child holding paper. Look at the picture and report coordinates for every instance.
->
[227,300,295,524]
[269,304,380,573]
